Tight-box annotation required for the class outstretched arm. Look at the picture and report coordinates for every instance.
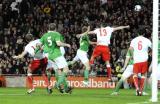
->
[76,26,91,38]
[113,25,130,32]
[121,56,130,72]
[56,41,71,48]
[121,49,133,72]
[12,51,27,59]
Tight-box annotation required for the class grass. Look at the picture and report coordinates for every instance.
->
[0,88,159,104]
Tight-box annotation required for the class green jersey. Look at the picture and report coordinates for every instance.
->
[126,50,134,65]
[158,40,160,63]
[79,34,90,52]
[40,31,62,60]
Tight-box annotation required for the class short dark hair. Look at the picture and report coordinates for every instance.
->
[49,23,56,31]
[25,33,33,42]
[82,26,88,33]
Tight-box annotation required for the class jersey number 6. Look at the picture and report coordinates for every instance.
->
[138,41,142,50]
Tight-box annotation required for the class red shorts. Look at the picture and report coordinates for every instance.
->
[133,61,148,74]
[29,57,48,73]
[91,45,110,61]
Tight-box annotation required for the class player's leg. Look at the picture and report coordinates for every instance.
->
[77,50,91,86]
[27,60,40,94]
[133,63,140,95]
[27,68,35,94]
[139,62,148,96]
[40,57,54,94]
[111,65,133,95]
[68,52,79,66]
[90,46,101,65]
[102,46,111,80]
[54,56,72,93]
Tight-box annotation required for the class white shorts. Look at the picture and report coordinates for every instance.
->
[122,65,133,79]
[46,60,58,71]
[73,49,89,64]
[60,47,65,56]
[54,56,68,69]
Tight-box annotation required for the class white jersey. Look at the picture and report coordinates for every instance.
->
[25,39,45,60]
[130,36,152,63]
[93,26,113,46]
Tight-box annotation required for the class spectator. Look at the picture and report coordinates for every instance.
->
[0,0,152,77]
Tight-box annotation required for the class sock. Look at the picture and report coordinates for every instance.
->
[84,69,89,81]
[57,72,67,89]
[55,70,59,81]
[27,76,34,89]
[115,78,123,92]
[44,69,52,89]
[140,76,145,93]
[63,77,69,92]
[107,67,111,79]
[133,75,139,90]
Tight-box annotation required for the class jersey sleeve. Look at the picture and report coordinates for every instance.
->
[126,50,131,58]
[24,45,33,55]
[40,35,45,44]
[130,40,134,48]
[106,27,113,33]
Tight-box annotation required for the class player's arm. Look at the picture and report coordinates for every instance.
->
[121,50,131,72]
[112,25,130,32]
[56,41,71,48]
[76,26,91,38]
[12,50,27,59]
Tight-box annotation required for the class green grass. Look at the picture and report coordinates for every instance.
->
[0,88,159,104]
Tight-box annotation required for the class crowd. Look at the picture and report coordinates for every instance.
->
[0,0,152,77]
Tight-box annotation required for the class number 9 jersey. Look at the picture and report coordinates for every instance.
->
[130,36,152,63]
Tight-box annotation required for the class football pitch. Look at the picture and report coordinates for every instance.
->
[0,88,159,104]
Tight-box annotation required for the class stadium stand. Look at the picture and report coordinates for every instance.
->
[0,0,152,77]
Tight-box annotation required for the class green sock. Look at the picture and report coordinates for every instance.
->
[55,71,59,81]
[84,69,89,81]
[63,77,69,92]
[46,70,51,81]
[57,72,67,88]
[115,78,123,92]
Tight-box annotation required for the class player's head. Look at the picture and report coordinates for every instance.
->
[137,27,149,38]
[82,26,88,33]
[48,23,56,31]
[25,33,33,42]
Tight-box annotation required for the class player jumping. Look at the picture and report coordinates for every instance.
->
[68,26,97,86]
[88,24,130,80]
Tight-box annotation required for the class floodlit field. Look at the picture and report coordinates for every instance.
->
[0,88,159,104]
